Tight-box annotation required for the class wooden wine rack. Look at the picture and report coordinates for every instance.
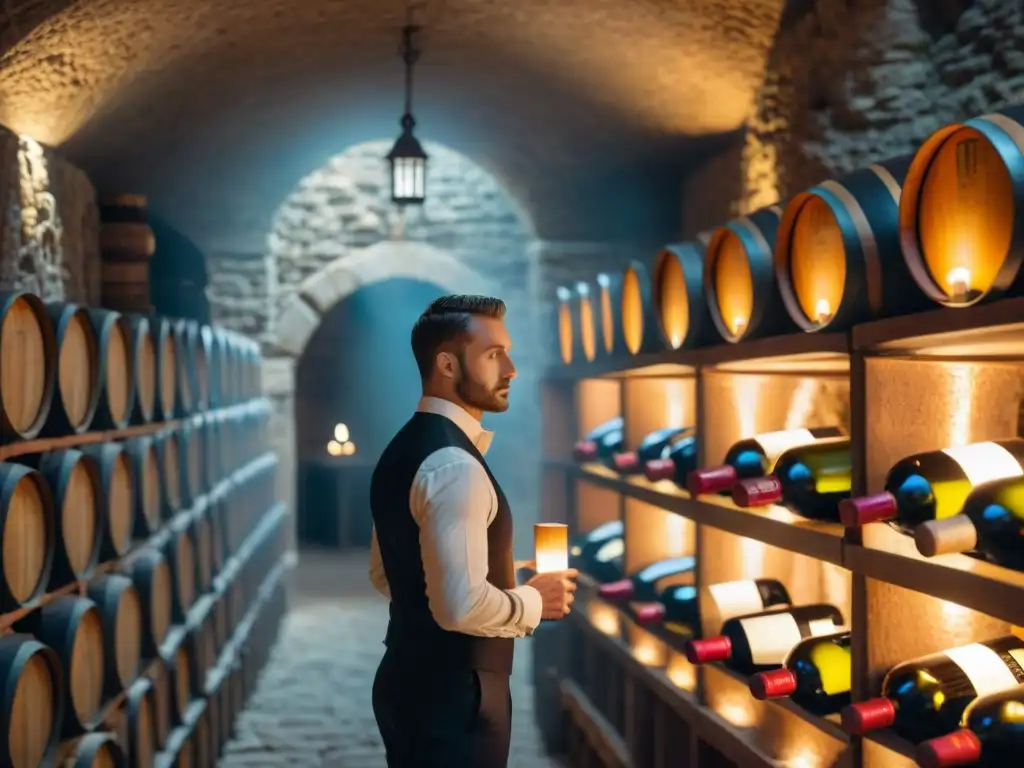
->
[540,289,1024,768]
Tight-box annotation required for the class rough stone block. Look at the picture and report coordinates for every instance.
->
[299,261,362,314]
[273,294,321,356]
[262,356,296,396]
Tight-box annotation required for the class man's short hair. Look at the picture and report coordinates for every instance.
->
[411,294,507,379]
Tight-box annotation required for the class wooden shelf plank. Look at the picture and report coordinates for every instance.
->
[560,679,634,768]
[569,463,845,564]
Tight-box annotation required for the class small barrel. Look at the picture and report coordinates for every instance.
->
[0,463,55,610]
[178,421,204,506]
[573,282,599,362]
[0,634,63,768]
[170,644,191,724]
[201,325,217,407]
[194,704,212,767]
[899,104,1024,307]
[218,674,233,746]
[42,303,101,436]
[69,732,127,768]
[193,513,214,595]
[554,286,577,365]
[126,315,156,424]
[652,242,715,349]
[165,527,196,624]
[704,205,793,343]
[150,662,172,750]
[123,436,161,538]
[619,260,663,354]
[21,596,105,735]
[99,195,156,315]
[173,320,196,416]
[776,155,931,331]
[0,292,58,442]
[34,450,101,587]
[86,574,142,698]
[125,676,157,768]
[155,429,182,517]
[87,309,137,430]
[151,316,177,422]
[123,549,172,658]
[594,272,625,357]
[80,443,135,561]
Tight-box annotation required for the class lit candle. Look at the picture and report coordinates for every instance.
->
[814,298,833,326]
[534,523,569,573]
[732,316,747,338]
[947,267,971,301]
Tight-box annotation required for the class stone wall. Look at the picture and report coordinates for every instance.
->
[683,0,1024,232]
[0,125,100,303]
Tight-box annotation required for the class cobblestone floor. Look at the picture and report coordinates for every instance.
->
[219,549,560,768]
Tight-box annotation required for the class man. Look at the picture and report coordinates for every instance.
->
[368,294,578,767]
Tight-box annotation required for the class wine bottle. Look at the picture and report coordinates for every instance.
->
[840,635,1024,744]
[597,556,695,601]
[686,427,845,496]
[749,631,852,716]
[644,435,699,484]
[683,603,845,675]
[573,417,624,462]
[612,426,694,474]
[633,578,791,635]
[916,685,1024,767]
[731,438,852,521]
[839,439,1024,530]
[914,475,1024,571]
[569,521,625,584]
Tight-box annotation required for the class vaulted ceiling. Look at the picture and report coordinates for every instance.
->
[0,0,783,245]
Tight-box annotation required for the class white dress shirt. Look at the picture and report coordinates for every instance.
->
[369,396,543,638]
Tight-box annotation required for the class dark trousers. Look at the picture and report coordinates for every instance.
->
[372,649,512,767]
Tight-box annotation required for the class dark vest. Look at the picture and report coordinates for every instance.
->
[370,411,515,674]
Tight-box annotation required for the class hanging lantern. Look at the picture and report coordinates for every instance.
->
[386,23,428,206]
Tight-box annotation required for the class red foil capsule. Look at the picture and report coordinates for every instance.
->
[732,476,783,507]
[684,635,732,665]
[686,465,737,496]
[838,492,898,528]
[841,697,896,735]
[915,729,983,768]
[644,458,676,482]
[573,440,598,462]
[631,602,665,625]
[598,579,634,600]
[612,451,640,473]
[749,668,798,700]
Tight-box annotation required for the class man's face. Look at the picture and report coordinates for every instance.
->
[453,316,517,413]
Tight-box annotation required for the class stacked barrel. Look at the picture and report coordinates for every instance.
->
[0,291,283,768]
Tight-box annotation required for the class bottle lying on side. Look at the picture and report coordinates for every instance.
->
[914,475,1024,572]
[597,556,695,602]
[644,435,699,486]
[573,417,624,462]
[611,426,695,475]
[632,577,790,636]
[569,521,625,584]
[749,631,852,716]
[686,427,845,497]
[683,603,846,676]
[730,438,852,521]
[841,635,1024,744]
[916,684,1024,767]
[839,439,1024,531]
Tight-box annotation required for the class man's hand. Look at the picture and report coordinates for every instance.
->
[514,560,536,572]
[525,568,579,620]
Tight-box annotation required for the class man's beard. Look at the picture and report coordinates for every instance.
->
[454,355,511,413]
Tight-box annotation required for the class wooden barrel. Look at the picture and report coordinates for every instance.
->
[165,526,196,623]
[123,436,161,537]
[652,242,715,349]
[246,338,262,398]
[194,703,212,767]
[32,450,100,588]
[80,443,135,560]
[151,316,177,422]
[193,513,214,594]
[899,104,1024,307]
[69,732,127,768]
[619,260,662,355]
[206,492,226,578]
[594,272,626,357]
[201,325,219,408]
[150,662,172,749]
[554,286,576,365]
[573,282,599,362]
[704,205,793,343]
[203,414,223,486]
[0,293,57,443]
[42,303,100,436]
[0,634,63,768]
[775,155,931,331]
[173,319,209,415]
[207,690,221,761]
[125,676,157,768]
[171,644,191,724]
[86,575,142,698]
[0,463,55,610]
[125,315,156,424]
[177,735,194,768]
[218,673,234,746]
[23,596,105,735]
[100,195,156,315]
[155,429,182,516]
[87,309,137,430]
[124,549,172,658]
[178,421,204,506]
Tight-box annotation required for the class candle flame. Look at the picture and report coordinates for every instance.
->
[947,267,971,299]
[814,298,832,325]
[732,316,747,337]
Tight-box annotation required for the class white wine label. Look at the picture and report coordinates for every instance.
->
[942,442,1023,487]
[754,429,815,465]
[707,580,765,623]
[739,612,803,666]
[807,618,841,637]
[945,643,1022,698]
[594,539,624,563]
